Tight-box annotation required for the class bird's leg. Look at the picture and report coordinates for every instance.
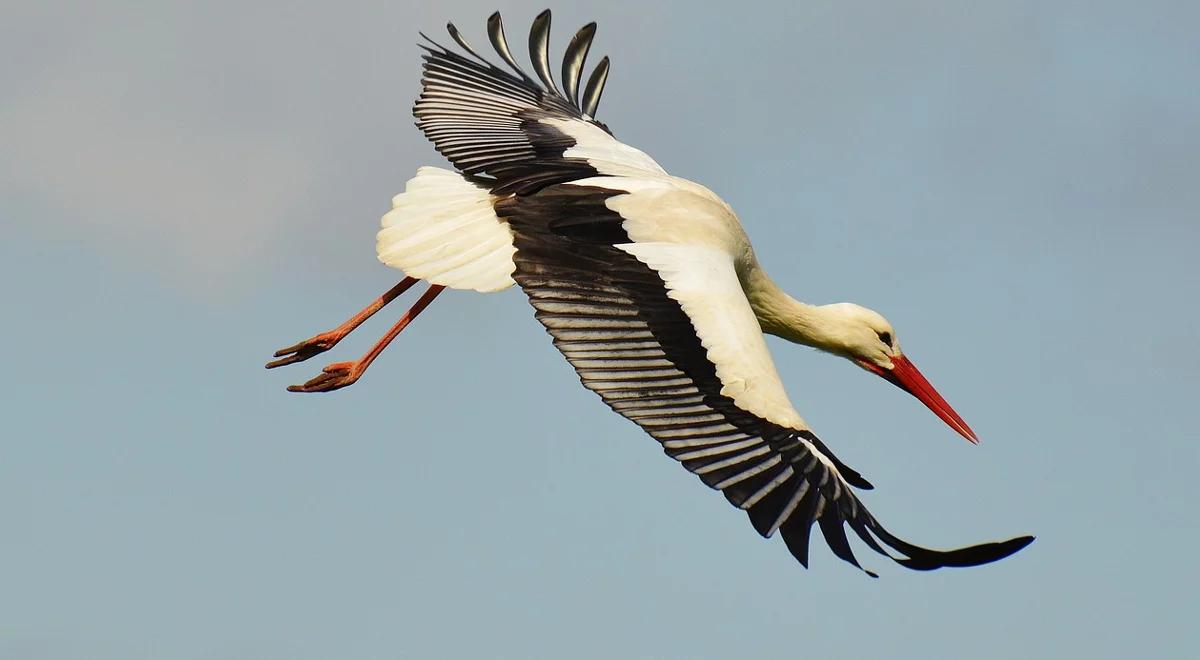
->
[266,277,419,369]
[287,284,446,393]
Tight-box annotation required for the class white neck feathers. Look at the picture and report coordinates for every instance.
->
[742,266,853,356]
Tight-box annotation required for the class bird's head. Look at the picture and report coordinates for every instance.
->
[816,303,978,444]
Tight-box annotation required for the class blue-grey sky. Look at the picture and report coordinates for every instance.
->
[3,1,1198,658]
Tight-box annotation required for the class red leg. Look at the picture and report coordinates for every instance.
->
[287,284,446,393]
[266,277,419,369]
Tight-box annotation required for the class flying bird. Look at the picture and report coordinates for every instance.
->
[268,10,1032,576]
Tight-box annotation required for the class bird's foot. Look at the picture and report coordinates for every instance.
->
[266,331,343,369]
[286,361,363,393]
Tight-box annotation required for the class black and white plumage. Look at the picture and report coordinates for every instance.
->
[413,11,657,193]
[269,9,1033,576]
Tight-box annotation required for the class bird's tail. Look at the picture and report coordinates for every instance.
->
[376,166,517,293]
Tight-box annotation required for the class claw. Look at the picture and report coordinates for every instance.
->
[271,281,444,394]
[287,361,363,393]
[266,278,421,371]
[266,332,340,369]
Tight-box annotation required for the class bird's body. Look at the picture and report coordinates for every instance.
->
[268,10,1032,575]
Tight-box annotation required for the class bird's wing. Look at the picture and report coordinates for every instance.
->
[414,10,665,195]
[498,182,1033,575]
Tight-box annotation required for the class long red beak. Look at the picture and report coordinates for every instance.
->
[858,355,978,443]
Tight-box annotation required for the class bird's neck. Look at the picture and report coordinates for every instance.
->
[743,267,847,354]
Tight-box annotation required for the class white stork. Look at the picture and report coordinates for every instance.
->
[268,10,1032,575]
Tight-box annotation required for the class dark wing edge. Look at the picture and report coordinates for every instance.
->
[414,10,613,185]
[499,184,1035,576]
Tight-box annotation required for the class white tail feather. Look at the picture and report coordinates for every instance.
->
[377,167,516,292]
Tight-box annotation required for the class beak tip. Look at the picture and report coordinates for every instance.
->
[960,426,980,444]
[888,355,980,446]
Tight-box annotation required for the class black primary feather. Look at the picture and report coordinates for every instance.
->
[486,12,537,85]
[562,22,597,107]
[446,22,493,67]
[581,56,610,117]
[528,10,560,95]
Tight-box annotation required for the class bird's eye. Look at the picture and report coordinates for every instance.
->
[877,331,892,346]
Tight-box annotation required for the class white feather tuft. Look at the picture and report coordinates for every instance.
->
[377,167,516,293]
